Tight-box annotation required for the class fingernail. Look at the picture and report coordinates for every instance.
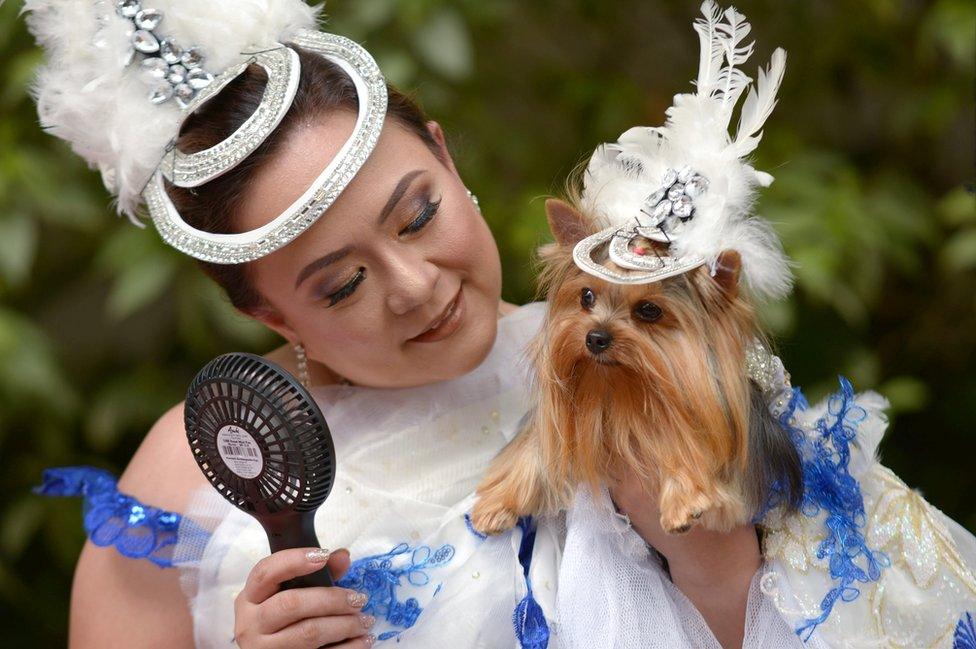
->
[306,548,331,563]
[360,614,375,629]
[348,591,369,608]
[364,634,376,647]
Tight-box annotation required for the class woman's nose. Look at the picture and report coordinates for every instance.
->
[384,249,439,316]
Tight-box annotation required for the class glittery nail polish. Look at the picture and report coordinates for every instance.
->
[360,614,375,628]
[305,548,331,563]
[347,591,369,608]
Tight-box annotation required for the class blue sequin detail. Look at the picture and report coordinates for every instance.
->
[513,516,549,649]
[955,611,976,649]
[759,377,891,641]
[32,465,182,568]
[464,513,488,540]
[337,541,455,641]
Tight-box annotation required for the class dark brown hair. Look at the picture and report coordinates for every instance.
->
[168,45,444,314]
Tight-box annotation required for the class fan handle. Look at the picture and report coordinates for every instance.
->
[262,511,335,589]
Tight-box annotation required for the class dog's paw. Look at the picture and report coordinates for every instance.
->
[659,507,697,535]
[471,498,519,536]
[697,490,750,532]
[659,486,714,535]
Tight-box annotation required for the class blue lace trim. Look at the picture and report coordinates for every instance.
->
[337,541,455,642]
[955,611,976,649]
[513,516,549,649]
[761,377,891,641]
[32,465,182,568]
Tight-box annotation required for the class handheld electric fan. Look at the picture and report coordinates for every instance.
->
[184,352,337,589]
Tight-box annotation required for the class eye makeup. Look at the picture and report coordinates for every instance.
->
[316,192,442,307]
[322,267,366,306]
[399,197,442,236]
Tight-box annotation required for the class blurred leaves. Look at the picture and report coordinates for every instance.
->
[764,152,936,326]
[95,226,179,320]
[0,0,974,645]
[411,8,474,80]
[0,213,38,289]
[0,308,78,416]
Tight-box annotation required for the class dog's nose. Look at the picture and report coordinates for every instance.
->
[585,329,613,354]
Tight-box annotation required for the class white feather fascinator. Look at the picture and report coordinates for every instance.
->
[24,0,319,224]
[573,0,792,300]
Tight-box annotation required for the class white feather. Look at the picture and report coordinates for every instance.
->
[732,47,786,159]
[580,2,791,301]
[711,6,754,129]
[691,0,724,95]
[24,0,320,223]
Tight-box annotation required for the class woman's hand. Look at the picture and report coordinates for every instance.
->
[233,547,376,648]
[609,469,762,649]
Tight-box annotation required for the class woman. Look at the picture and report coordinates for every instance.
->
[41,1,976,648]
[26,1,767,647]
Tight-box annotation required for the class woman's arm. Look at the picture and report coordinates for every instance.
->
[610,469,761,649]
[69,401,207,648]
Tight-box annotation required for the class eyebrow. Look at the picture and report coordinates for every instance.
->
[377,169,425,227]
[294,169,426,290]
[294,245,352,290]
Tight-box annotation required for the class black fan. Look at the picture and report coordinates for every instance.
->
[184,352,337,589]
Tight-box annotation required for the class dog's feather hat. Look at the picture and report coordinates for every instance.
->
[573,1,791,300]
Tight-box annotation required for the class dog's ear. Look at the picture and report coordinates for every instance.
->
[711,250,741,298]
[545,199,590,247]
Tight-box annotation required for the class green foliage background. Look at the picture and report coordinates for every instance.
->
[0,0,973,644]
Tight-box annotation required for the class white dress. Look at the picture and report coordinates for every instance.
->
[173,301,562,648]
[38,299,976,648]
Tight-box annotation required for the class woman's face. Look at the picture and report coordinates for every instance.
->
[236,112,503,388]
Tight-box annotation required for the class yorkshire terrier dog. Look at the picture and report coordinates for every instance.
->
[471,199,803,536]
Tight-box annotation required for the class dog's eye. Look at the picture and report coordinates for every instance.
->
[580,288,596,310]
[634,301,663,322]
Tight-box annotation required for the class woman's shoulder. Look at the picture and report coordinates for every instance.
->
[116,399,210,514]
[120,343,335,507]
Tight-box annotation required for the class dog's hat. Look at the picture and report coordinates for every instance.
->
[573,1,792,300]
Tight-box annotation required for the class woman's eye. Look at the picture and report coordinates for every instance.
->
[323,267,366,306]
[634,300,663,322]
[580,288,595,310]
[399,198,442,235]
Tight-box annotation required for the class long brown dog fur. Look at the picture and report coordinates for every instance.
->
[472,198,802,535]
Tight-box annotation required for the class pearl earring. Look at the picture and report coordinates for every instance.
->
[293,341,353,388]
[467,189,480,213]
[293,341,310,389]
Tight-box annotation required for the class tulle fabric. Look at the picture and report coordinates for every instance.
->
[555,381,976,648]
[173,301,562,648]
[556,486,819,649]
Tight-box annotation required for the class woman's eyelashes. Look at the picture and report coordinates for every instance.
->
[323,267,366,306]
[398,197,441,236]
[319,197,442,306]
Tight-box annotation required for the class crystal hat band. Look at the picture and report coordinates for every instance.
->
[571,1,793,300]
[146,30,388,264]
[26,0,388,265]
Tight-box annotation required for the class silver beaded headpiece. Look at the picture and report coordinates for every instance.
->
[25,0,388,264]
[572,1,794,300]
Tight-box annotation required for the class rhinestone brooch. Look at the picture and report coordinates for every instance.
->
[636,165,710,240]
[114,0,214,107]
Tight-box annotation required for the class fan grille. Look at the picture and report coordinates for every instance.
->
[184,353,336,514]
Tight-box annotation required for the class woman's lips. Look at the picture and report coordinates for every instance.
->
[408,285,465,343]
